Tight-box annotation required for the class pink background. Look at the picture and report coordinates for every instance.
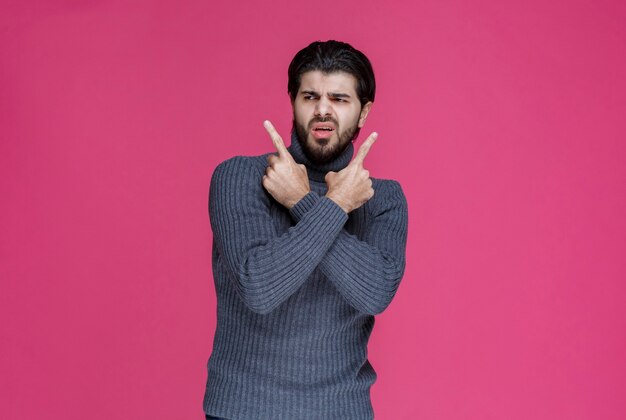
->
[2,1,625,419]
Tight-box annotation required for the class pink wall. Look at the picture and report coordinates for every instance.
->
[2,1,625,419]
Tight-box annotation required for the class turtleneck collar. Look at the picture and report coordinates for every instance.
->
[287,130,354,182]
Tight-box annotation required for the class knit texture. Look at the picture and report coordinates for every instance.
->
[203,131,409,420]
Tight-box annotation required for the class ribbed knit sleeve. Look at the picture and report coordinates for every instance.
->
[289,179,409,315]
[209,156,349,315]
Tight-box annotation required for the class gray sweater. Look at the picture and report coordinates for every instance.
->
[203,131,408,419]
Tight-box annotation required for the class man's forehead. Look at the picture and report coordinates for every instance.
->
[298,70,358,94]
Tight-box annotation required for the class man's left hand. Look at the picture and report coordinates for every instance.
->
[262,120,310,209]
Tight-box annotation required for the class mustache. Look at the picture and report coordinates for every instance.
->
[308,116,338,128]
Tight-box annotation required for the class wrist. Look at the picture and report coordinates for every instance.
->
[287,189,311,209]
[325,192,349,214]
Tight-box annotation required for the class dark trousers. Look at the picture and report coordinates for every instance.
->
[206,415,229,420]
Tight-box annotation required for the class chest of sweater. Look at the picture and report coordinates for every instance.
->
[268,179,370,239]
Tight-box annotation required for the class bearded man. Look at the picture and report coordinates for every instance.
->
[203,40,408,420]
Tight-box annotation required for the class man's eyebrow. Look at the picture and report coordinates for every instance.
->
[328,92,351,98]
[300,90,352,98]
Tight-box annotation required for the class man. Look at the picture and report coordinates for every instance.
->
[203,40,408,420]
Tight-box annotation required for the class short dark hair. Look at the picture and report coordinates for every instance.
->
[287,40,376,106]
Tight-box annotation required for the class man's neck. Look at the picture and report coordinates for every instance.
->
[287,131,354,182]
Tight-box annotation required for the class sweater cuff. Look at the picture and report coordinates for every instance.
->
[289,191,322,221]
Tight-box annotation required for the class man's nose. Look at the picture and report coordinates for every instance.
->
[314,97,332,117]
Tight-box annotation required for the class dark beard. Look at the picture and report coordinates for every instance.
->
[292,118,361,165]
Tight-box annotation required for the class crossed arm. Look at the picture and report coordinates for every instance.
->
[209,156,408,316]
[209,157,348,315]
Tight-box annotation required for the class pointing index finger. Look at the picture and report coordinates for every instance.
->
[353,132,378,166]
[264,120,289,158]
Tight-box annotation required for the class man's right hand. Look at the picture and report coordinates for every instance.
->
[262,120,311,209]
[325,132,378,214]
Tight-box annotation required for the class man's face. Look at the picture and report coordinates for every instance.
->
[292,70,372,165]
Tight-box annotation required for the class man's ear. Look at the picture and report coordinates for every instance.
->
[358,101,373,128]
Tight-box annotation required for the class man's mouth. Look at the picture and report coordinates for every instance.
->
[311,123,336,140]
